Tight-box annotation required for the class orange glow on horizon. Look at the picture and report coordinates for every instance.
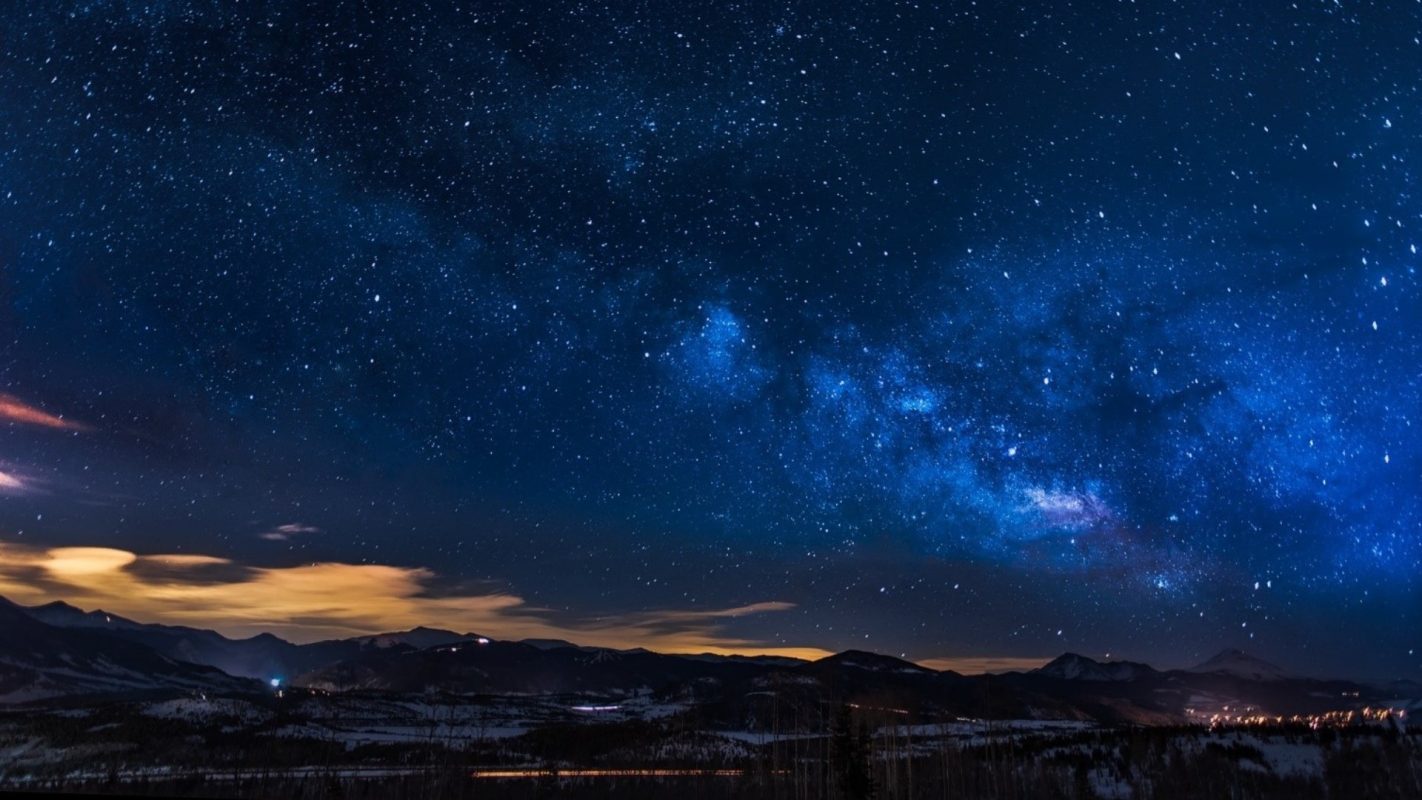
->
[0,540,830,659]
[0,540,1031,669]
[917,655,1053,674]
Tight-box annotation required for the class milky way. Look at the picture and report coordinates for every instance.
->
[0,1,1418,677]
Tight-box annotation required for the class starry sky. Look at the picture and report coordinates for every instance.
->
[0,1,1419,679]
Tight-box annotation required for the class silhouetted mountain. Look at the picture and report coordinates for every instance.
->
[4,596,1418,726]
[349,627,478,650]
[1188,648,1293,680]
[19,597,482,681]
[1034,653,1156,682]
[25,599,141,630]
[1381,679,1422,711]
[0,598,256,702]
[814,650,935,674]
[299,638,779,694]
[520,638,594,652]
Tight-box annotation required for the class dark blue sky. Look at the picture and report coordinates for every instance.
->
[0,1,1418,677]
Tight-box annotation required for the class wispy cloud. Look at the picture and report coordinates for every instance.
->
[0,461,45,496]
[0,470,28,493]
[259,523,322,542]
[0,541,828,659]
[0,394,89,432]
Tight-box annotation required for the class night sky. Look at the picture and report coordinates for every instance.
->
[1,1,1419,679]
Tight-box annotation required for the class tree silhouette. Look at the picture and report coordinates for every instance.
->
[831,704,875,800]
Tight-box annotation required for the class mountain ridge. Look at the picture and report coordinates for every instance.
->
[3,595,1417,726]
[1034,652,1156,682]
[0,598,258,702]
[1188,648,1294,681]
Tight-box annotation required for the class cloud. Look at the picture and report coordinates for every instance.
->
[43,546,138,575]
[0,540,827,659]
[0,394,89,432]
[0,470,29,494]
[259,523,322,542]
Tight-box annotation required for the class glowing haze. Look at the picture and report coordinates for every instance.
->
[0,541,830,659]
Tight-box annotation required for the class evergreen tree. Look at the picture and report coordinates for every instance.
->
[831,704,876,800]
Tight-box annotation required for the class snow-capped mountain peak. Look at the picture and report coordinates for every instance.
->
[1187,648,1293,681]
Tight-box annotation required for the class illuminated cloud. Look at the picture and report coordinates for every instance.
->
[259,523,322,542]
[0,540,827,659]
[0,462,57,497]
[44,546,138,576]
[0,470,28,494]
[610,601,797,625]
[0,394,89,432]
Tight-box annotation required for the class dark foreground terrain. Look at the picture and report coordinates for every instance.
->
[0,696,1417,799]
[1,596,1419,798]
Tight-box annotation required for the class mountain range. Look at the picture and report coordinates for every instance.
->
[1,595,1417,725]
[0,598,254,702]
[19,598,476,681]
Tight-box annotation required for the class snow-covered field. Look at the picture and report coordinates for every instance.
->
[0,690,1417,798]
[98,688,696,750]
[1190,732,1326,778]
